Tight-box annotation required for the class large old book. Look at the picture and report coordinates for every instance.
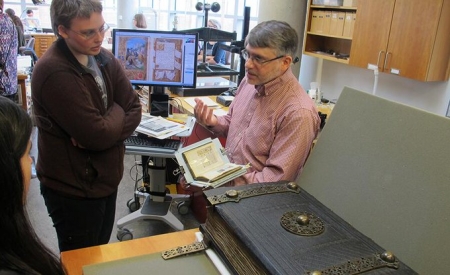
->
[201,182,417,275]
[175,138,248,188]
[298,87,450,273]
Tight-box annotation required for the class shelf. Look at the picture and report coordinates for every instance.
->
[304,51,349,64]
[307,32,352,40]
[303,0,355,64]
[311,5,357,10]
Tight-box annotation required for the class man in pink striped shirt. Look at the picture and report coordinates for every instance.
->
[194,20,320,186]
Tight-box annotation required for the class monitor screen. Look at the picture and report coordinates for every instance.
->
[112,29,198,88]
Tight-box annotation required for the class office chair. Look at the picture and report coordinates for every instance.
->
[19,37,38,74]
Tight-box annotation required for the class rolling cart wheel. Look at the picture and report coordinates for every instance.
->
[117,228,133,241]
[127,198,140,212]
[177,201,189,215]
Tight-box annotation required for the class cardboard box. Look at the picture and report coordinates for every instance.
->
[312,0,325,5]
[313,0,344,6]
[343,0,358,7]
[324,0,344,6]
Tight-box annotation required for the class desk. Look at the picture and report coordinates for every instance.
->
[18,74,28,111]
[61,228,198,275]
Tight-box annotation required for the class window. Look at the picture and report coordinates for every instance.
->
[4,0,259,40]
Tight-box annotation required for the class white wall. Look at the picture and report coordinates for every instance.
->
[299,55,450,116]
[258,0,307,78]
[117,0,139,29]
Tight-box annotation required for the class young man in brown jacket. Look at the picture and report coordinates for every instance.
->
[32,0,141,252]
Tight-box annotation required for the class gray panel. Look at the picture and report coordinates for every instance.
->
[298,87,450,274]
[83,251,220,275]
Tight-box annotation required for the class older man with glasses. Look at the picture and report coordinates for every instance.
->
[193,20,320,186]
[31,0,141,252]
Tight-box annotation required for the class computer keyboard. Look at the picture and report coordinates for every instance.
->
[124,135,181,155]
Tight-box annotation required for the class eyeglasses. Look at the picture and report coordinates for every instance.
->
[240,49,285,65]
[69,23,110,40]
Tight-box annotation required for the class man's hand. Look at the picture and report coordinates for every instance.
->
[193,98,218,128]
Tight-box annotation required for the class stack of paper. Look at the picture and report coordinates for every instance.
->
[184,97,219,108]
[136,113,190,139]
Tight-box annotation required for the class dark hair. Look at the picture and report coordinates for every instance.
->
[244,20,298,58]
[5,8,15,16]
[50,0,103,38]
[0,97,66,274]
[26,9,33,15]
[5,9,24,31]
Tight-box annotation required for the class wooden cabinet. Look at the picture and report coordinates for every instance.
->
[303,1,357,64]
[349,0,450,82]
[303,0,450,82]
[33,33,57,58]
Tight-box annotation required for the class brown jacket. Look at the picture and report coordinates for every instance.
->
[32,39,141,198]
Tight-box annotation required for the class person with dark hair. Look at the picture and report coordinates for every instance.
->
[4,8,25,49]
[0,0,18,100]
[132,13,147,29]
[197,19,226,65]
[0,97,66,275]
[31,0,141,252]
[22,9,40,31]
[193,20,320,186]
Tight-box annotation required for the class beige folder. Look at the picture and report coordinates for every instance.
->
[342,12,354,37]
[322,10,332,34]
[328,11,339,36]
[310,10,324,33]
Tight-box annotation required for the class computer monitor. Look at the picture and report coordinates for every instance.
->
[112,29,198,88]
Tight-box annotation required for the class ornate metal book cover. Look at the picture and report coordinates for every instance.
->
[201,182,417,275]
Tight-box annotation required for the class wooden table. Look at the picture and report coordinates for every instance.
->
[60,229,198,275]
[18,74,28,111]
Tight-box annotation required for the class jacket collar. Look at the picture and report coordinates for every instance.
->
[56,38,111,74]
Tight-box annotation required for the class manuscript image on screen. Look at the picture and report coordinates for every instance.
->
[115,36,183,83]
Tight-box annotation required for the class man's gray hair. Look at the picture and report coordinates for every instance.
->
[244,20,298,58]
[50,0,103,38]
[208,18,221,30]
